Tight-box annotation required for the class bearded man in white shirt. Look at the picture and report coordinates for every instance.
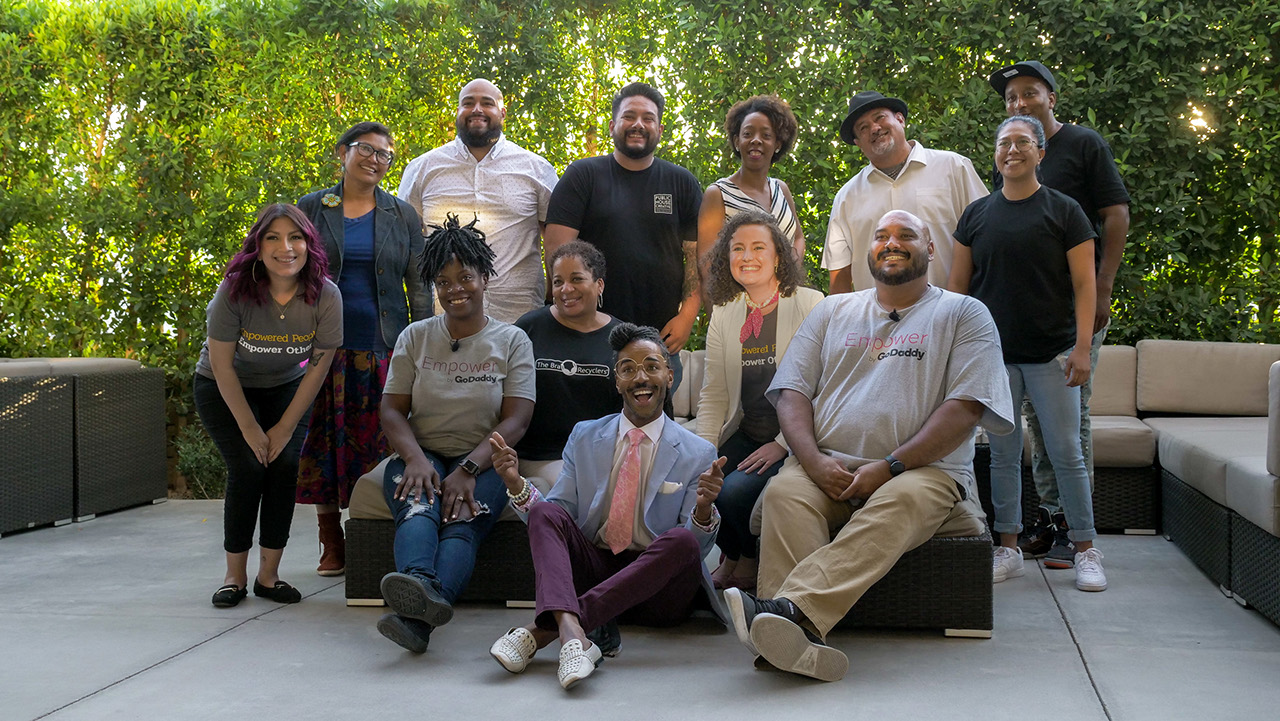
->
[398,78,559,322]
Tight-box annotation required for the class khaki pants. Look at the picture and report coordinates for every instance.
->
[758,456,984,637]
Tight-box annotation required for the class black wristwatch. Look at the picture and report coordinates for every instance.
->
[884,454,906,477]
[458,458,481,476]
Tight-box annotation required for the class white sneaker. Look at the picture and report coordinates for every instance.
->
[1075,547,1108,591]
[993,546,1025,583]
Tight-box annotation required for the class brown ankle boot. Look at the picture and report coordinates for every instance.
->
[317,511,346,576]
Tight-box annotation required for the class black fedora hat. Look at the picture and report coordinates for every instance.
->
[989,61,1058,97]
[839,91,909,145]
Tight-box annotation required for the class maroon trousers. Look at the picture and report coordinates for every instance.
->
[528,502,704,633]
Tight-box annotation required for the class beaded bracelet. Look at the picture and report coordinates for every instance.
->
[506,477,532,505]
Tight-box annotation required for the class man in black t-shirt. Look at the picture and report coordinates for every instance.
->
[988,60,1131,566]
[544,82,702,393]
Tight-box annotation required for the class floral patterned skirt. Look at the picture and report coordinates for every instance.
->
[296,349,390,508]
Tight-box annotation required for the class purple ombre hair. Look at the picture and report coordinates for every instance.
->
[222,203,331,305]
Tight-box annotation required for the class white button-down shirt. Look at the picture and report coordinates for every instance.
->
[821,140,989,291]
[397,135,559,322]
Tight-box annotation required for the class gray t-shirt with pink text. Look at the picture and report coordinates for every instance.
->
[384,315,536,457]
[766,285,1014,501]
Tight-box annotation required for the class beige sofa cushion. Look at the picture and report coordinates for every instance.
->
[1091,345,1137,416]
[1018,415,1154,467]
[671,349,705,423]
[1270,361,1280,477]
[1144,417,1268,504]
[1225,458,1280,536]
[1136,340,1280,415]
[0,357,142,377]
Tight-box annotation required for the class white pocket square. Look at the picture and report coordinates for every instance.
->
[658,481,682,495]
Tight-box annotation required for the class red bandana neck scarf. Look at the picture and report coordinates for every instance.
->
[740,289,780,343]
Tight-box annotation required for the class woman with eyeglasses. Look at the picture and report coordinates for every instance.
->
[296,122,432,577]
[950,115,1107,593]
[696,210,822,590]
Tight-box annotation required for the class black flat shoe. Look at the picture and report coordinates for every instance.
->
[253,579,302,604]
[212,584,247,608]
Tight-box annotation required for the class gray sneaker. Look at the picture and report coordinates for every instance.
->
[1043,511,1075,569]
[1017,505,1055,558]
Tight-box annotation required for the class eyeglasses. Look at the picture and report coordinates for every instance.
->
[614,358,668,381]
[996,138,1038,152]
[347,141,395,165]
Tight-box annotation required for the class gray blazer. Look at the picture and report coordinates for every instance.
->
[298,182,432,349]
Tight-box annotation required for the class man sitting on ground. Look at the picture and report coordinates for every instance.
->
[726,209,1014,682]
[486,323,728,690]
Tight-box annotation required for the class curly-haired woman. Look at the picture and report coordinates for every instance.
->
[696,210,822,590]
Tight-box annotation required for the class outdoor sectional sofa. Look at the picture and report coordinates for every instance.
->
[0,358,168,534]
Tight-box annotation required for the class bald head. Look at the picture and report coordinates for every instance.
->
[456,79,506,150]
[458,78,503,107]
[867,210,933,286]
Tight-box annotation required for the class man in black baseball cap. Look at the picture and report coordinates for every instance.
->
[820,90,987,294]
[986,60,1130,569]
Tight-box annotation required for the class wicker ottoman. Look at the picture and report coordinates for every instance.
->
[835,532,993,637]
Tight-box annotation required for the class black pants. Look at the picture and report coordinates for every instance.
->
[194,374,311,554]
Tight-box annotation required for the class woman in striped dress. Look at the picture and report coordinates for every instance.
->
[696,95,804,307]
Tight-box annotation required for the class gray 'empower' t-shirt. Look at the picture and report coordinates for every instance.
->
[195,279,343,388]
[766,285,1014,500]
[384,315,536,458]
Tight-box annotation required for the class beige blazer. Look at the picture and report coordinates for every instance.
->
[695,286,825,449]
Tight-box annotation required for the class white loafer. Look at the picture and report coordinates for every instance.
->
[490,627,538,674]
[558,639,603,689]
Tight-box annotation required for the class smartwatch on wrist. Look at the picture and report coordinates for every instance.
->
[458,458,481,476]
[884,454,906,477]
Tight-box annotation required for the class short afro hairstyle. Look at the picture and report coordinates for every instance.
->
[724,95,798,162]
[549,240,607,281]
[608,322,669,362]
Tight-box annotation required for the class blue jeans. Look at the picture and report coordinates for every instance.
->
[1024,323,1108,511]
[381,450,509,603]
[989,356,1097,543]
[713,429,784,560]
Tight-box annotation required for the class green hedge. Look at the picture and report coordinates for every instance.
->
[2,0,1277,446]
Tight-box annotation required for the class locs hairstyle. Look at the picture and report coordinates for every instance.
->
[705,210,806,306]
[223,203,331,306]
[419,213,497,284]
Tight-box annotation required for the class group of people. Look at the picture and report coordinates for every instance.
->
[193,58,1130,685]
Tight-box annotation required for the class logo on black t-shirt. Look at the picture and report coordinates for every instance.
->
[535,358,611,377]
[653,194,673,214]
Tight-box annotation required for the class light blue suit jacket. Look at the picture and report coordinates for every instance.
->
[516,413,728,623]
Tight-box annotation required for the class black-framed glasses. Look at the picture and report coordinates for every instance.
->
[347,141,395,165]
[614,357,668,381]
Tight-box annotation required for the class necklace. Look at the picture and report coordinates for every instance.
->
[740,288,780,343]
[271,296,289,320]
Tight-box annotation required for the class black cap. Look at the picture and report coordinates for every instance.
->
[989,61,1058,98]
[838,91,909,145]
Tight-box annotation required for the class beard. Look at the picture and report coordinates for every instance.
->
[867,250,929,286]
[456,116,502,148]
[612,128,658,159]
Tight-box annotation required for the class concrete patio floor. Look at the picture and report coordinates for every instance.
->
[3,500,1280,720]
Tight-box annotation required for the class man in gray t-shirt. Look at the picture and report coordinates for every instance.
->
[724,210,1015,682]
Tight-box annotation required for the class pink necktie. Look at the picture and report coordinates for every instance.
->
[605,428,647,554]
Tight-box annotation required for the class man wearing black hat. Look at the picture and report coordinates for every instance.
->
[821,91,988,294]
[988,61,1131,566]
